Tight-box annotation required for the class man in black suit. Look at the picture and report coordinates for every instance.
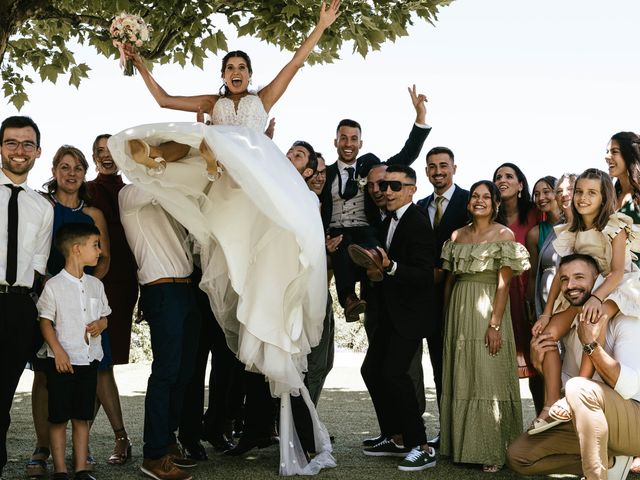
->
[354,165,437,471]
[320,86,430,322]
[416,146,469,448]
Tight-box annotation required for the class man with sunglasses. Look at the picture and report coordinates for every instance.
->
[320,86,430,322]
[0,116,53,478]
[359,163,428,450]
[356,165,437,471]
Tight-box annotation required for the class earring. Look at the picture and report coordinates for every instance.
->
[518,190,522,198]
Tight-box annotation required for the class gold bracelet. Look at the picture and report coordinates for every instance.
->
[489,324,501,331]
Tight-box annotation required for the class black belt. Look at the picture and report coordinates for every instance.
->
[0,284,32,294]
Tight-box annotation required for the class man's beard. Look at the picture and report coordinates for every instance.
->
[565,288,590,307]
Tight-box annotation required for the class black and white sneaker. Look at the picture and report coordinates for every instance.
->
[363,438,411,457]
[398,446,437,471]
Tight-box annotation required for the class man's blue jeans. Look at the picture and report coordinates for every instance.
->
[140,283,201,459]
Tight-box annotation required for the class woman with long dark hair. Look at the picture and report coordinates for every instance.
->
[605,132,640,473]
[493,163,543,411]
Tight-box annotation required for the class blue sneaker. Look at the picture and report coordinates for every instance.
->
[398,446,437,471]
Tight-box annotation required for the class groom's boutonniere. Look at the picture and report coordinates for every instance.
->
[357,176,367,192]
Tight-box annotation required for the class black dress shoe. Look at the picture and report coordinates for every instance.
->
[181,440,208,461]
[223,436,278,457]
[362,434,386,447]
[204,433,236,452]
[427,433,440,449]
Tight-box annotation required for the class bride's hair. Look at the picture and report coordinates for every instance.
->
[219,50,253,97]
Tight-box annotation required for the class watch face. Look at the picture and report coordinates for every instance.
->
[583,341,597,355]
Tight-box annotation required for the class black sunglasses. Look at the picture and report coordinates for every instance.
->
[379,180,416,192]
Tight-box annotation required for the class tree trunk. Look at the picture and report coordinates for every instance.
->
[0,0,49,66]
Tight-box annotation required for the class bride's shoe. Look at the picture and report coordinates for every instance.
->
[128,139,166,176]
[199,139,223,182]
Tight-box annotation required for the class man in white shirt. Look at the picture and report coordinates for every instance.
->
[507,253,640,480]
[119,184,200,480]
[0,116,53,477]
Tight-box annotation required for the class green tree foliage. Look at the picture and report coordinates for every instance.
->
[0,0,452,109]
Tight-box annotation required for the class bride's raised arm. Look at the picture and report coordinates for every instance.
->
[258,0,341,113]
[127,48,217,114]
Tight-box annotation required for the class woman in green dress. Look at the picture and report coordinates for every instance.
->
[440,180,530,472]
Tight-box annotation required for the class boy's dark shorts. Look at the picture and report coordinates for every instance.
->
[45,358,98,423]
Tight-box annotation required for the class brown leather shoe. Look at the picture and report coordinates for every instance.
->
[141,455,192,480]
[344,294,366,322]
[348,244,384,282]
[167,444,197,469]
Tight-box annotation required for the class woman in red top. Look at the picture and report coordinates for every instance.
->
[493,163,544,413]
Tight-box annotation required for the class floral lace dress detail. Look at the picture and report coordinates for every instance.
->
[552,212,640,317]
[210,95,268,132]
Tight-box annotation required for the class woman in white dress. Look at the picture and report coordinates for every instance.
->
[107,1,341,475]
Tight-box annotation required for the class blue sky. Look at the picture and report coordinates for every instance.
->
[3,0,639,198]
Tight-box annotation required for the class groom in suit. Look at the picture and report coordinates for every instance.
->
[357,165,437,471]
[320,86,431,322]
[416,146,469,448]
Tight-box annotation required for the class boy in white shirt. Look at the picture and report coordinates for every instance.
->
[37,222,110,480]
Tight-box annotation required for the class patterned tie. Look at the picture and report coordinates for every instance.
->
[341,167,358,200]
[433,195,444,228]
[4,184,23,285]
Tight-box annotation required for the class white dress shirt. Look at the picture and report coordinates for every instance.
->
[0,170,53,287]
[336,159,357,195]
[119,184,193,284]
[386,202,412,249]
[427,183,456,226]
[562,278,640,401]
[37,269,110,365]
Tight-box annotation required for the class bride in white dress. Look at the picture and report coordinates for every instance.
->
[107,1,341,475]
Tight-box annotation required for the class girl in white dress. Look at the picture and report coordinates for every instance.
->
[108,2,340,475]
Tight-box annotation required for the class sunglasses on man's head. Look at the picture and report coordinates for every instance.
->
[379,180,416,192]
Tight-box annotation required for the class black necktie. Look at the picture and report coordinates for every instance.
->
[5,184,23,285]
[341,167,358,201]
[388,210,398,221]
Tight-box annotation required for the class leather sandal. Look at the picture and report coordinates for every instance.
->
[128,139,166,176]
[107,429,132,465]
[26,446,50,478]
[527,406,564,435]
[548,397,572,422]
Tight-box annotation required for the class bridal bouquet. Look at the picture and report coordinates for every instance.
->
[110,13,152,76]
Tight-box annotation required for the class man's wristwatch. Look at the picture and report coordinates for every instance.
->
[583,341,599,356]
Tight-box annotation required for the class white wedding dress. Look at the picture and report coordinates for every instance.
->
[108,95,334,475]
